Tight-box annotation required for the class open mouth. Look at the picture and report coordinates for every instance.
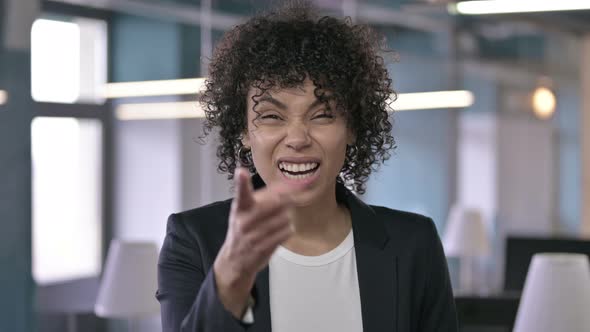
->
[278,161,320,180]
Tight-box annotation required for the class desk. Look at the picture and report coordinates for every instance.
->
[455,292,520,332]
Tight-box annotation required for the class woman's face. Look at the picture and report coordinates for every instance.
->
[242,78,354,206]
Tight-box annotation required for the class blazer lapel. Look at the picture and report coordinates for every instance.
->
[345,190,397,332]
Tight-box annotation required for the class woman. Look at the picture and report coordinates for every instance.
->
[156,2,457,332]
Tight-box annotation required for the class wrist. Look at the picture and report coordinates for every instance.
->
[214,249,255,290]
[213,256,255,318]
[214,260,254,293]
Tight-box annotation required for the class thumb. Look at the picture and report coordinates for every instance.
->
[234,167,254,210]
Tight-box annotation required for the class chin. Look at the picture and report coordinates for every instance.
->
[288,189,322,207]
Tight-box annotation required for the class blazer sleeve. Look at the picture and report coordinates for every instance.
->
[417,218,459,332]
[156,213,252,332]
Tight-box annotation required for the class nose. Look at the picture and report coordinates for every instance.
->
[284,122,312,151]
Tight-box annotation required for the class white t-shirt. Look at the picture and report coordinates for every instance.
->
[267,229,364,332]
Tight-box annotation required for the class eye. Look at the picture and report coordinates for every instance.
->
[261,114,282,120]
[313,113,334,119]
[312,111,335,120]
[255,111,284,124]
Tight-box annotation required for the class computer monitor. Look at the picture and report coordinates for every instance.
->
[504,236,590,291]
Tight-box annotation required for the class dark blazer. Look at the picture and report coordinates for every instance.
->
[157,174,458,332]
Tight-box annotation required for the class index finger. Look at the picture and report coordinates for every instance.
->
[233,167,254,211]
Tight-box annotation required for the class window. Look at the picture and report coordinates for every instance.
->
[31,17,107,104]
[32,117,103,285]
[31,12,109,285]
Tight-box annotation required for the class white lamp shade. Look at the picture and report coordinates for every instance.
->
[513,253,590,332]
[442,205,490,257]
[95,240,160,318]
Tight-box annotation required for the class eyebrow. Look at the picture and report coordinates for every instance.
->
[257,95,287,110]
[257,95,327,111]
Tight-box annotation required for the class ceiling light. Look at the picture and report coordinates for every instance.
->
[115,89,474,120]
[104,78,206,98]
[115,101,204,120]
[105,78,475,113]
[393,90,474,111]
[450,0,590,15]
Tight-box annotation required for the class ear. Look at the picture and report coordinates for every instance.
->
[241,130,250,148]
[241,106,252,148]
[347,127,356,146]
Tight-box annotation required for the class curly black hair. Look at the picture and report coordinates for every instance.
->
[200,1,396,194]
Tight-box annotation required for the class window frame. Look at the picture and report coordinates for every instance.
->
[34,1,115,282]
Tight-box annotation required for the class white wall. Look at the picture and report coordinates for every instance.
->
[180,118,232,211]
[497,115,555,236]
[458,111,556,292]
[114,119,181,248]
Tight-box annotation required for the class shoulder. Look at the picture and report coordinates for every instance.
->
[370,205,437,233]
[165,199,233,240]
[365,207,457,329]
[161,199,233,268]
[173,199,233,223]
[368,204,440,249]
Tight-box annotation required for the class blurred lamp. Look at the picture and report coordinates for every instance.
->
[95,240,160,331]
[532,86,556,120]
[513,253,590,332]
[443,205,490,293]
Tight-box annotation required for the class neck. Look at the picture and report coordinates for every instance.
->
[283,183,352,254]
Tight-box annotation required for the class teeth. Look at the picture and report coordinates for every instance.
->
[279,162,318,172]
[279,162,320,180]
[282,171,315,180]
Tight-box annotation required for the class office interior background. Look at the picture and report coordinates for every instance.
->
[1,0,590,331]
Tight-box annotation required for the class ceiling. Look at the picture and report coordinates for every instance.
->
[45,0,590,34]
[44,0,590,70]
